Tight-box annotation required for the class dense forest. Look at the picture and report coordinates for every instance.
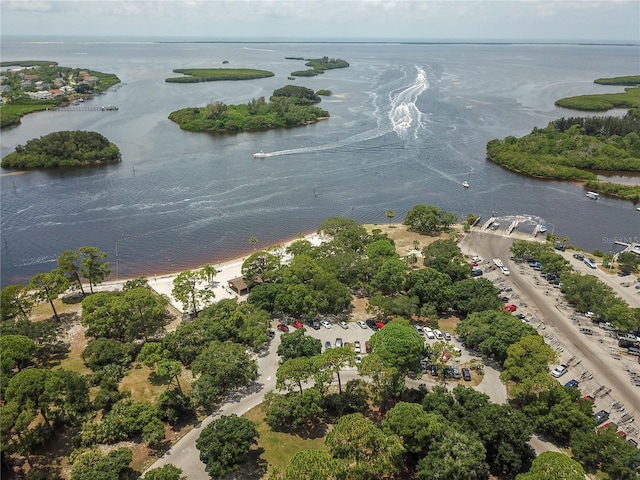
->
[1,130,121,168]
[1,211,638,479]
[168,85,330,133]
[486,108,640,201]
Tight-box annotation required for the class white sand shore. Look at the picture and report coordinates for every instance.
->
[93,233,326,313]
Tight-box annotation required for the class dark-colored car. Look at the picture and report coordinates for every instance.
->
[462,368,471,381]
[366,319,378,331]
[594,410,610,426]
[564,379,579,388]
[311,321,321,330]
[267,330,275,339]
[430,364,439,377]
[420,360,428,374]
[471,268,483,277]
[277,323,289,333]
[444,366,453,378]
[324,341,331,351]
[573,253,585,261]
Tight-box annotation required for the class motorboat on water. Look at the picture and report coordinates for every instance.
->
[539,225,548,233]
[462,181,470,188]
[253,151,267,158]
[585,191,599,200]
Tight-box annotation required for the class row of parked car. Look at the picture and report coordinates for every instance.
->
[420,360,472,381]
[413,324,451,341]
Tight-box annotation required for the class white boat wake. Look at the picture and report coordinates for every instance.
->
[259,66,430,158]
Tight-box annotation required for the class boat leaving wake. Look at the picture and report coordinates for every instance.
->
[389,66,429,140]
[258,66,429,158]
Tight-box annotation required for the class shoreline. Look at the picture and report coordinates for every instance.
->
[95,229,325,312]
[108,228,320,285]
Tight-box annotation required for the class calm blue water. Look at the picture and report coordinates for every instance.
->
[1,38,639,286]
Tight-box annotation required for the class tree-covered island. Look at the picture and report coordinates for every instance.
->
[168,85,330,132]
[488,82,640,201]
[0,61,120,128]
[554,75,640,111]
[288,56,350,77]
[1,131,121,168]
[164,68,274,83]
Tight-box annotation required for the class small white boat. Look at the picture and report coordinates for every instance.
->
[539,225,548,233]
[253,151,267,158]
[462,181,469,188]
[585,191,599,200]
[637,207,640,211]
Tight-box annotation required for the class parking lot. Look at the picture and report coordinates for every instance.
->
[461,230,640,443]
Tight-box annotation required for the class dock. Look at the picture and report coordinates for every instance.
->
[53,105,119,112]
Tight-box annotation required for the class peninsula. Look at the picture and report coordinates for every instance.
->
[487,79,640,202]
[0,60,121,128]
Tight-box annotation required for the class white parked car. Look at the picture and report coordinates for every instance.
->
[501,266,510,276]
[551,364,568,378]
[357,320,368,329]
[414,325,424,335]
[339,321,349,329]
[354,341,361,353]
[355,354,362,364]
[471,256,482,263]
[434,330,444,340]
[425,330,436,339]
[321,320,332,329]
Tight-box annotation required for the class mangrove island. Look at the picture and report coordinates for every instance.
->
[168,85,330,133]
[1,130,122,168]
[164,68,274,83]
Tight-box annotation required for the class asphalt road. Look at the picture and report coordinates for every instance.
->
[460,230,640,441]
[147,316,511,477]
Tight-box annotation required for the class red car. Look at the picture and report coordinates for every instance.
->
[292,321,304,329]
[376,321,385,330]
[277,323,289,333]
[502,304,517,312]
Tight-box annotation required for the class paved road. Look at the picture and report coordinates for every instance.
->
[460,230,639,441]
[147,316,510,477]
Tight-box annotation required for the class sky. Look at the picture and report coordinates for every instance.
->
[1,0,639,42]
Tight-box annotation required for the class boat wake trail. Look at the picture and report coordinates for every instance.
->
[389,66,429,140]
[259,66,430,158]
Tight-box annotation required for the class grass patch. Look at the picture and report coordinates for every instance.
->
[243,405,328,476]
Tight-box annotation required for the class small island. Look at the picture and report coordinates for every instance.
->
[1,130,121,168]
[288,56,349,77]
[554,75,640,111]
[165,68,274,83]
[0,61,120,128]
[168,85,330,133]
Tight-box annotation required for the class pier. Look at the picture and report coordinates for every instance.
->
[53,105,119,112]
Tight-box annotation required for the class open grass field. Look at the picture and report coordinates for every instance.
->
[243,405,329,476]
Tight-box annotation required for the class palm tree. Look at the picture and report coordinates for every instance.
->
[385,210,395,224]
[201,264,217,286]
[561,236,569,248]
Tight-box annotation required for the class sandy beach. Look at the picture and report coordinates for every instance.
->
[94,232,326,313]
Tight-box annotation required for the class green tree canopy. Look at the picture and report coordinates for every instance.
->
[196,414,259,479]
[325,412,404,479]
[516,451,586,480]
